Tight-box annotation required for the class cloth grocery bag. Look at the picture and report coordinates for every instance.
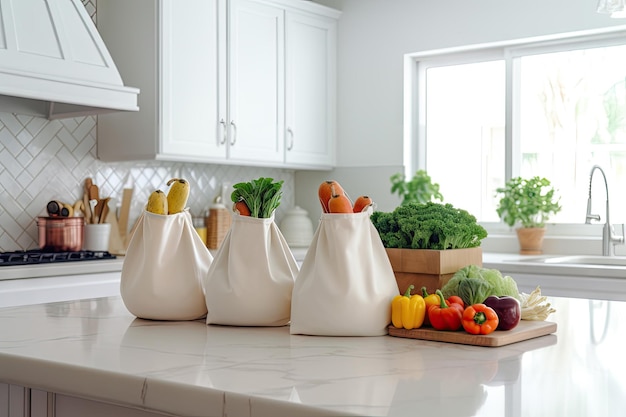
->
[290,210,399,336]
[120,210,212,320]
[204,213,298,326]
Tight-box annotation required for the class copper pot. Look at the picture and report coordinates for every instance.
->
[37,217,84,252]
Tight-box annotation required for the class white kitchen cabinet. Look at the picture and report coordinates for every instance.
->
[97,0,224,163]
[0,383,25,417]
[2,385,173,417]
[226,0,284,164]
[284,9,336,167]
[97,0,338,169]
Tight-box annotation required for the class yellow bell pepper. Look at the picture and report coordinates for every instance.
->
[391,285,426,329]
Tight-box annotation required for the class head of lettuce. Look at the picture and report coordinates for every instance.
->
[441,265,520,306]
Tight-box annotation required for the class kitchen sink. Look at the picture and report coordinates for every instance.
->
[519,255,626,267]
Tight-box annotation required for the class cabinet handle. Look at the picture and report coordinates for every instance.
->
[230,121,237,146]
[219,119,227,145]
[287,127,294,151]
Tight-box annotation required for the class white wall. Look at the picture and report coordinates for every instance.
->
[296,0,626,220]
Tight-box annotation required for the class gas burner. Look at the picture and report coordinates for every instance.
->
[0,250,116,267]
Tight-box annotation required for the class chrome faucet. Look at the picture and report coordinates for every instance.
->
[585,165,624,256]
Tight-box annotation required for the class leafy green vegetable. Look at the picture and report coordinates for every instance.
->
[370,202,487,250]
[456,277,492,306]
[441,265,520,302]
[231,177,283,218]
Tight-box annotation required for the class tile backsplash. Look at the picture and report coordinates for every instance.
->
[0,112,294,252]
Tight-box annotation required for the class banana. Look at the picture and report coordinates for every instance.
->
[146,190,168,215]
[166,178,190,214]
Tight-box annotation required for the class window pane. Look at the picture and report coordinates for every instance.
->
[425,61,505,221]
[519,44,626,223]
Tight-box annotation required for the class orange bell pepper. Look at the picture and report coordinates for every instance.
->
[462,303,499,335]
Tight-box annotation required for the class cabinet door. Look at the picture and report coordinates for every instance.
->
[227,0,285,164]
[284,11,336,168]
[160,0,225,160]
[0,383,7,417]
[1,384,26,417]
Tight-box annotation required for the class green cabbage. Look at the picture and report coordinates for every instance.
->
[457,277,492,306]
[441,265,520,305]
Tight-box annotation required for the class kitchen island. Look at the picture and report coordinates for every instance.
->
[1,295,625,416]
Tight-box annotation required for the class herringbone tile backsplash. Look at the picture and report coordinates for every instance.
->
[0,112,294,252]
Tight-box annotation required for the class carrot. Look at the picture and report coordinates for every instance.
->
[328,194,353,213]
[318,180,344,213]
[234,200,251,216]
[328,184,353,213]
[353,195,373,213]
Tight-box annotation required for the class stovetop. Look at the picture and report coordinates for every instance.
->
[0,250,116,267]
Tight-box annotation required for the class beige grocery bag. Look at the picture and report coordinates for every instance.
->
[204,213,298,326]
[120,210,212,320]
[290,210,399,336]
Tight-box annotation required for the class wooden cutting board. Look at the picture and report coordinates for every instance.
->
[388,320,557,347]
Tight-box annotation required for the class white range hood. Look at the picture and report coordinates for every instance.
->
[0,0,139,120]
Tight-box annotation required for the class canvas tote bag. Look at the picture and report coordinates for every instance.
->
[204,213,298,326]
[121,209,213,320]
[290,210,399,336]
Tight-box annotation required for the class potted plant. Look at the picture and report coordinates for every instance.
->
[371,202,487,295]
[390,170,444,205]
[495,176,561,254]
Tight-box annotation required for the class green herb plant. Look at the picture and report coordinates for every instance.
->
[231,177,284,218]
[371,202,487,250]
[495,176,561,228]
[390,170,443,206]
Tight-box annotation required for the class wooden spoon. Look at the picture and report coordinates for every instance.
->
[89,184,100,201]
[84,178,93,194]
[99,198,111,224]
[83,193,92,223]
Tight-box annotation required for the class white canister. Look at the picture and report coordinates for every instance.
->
[84,223,112,252]
[279,206,314,248]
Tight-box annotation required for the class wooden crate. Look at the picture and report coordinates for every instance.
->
[385,247,483,295]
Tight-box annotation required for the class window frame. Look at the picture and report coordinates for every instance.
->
[404,26,626,252]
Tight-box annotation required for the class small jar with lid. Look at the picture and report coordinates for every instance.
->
[279,206,314,247]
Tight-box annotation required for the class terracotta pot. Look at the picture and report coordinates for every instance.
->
[516,227,546,255]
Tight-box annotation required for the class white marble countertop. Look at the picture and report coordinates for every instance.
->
[1,295,625,416]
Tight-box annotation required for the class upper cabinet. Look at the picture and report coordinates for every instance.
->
[227,0,285,165]
[96,0,339,169]
[284,9,336,167]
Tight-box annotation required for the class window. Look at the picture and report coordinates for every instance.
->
[407,29,626,226]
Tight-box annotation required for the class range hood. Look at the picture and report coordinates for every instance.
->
[0,0,138,120]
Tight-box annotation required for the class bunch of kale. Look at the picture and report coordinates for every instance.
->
[371,202,487,250]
